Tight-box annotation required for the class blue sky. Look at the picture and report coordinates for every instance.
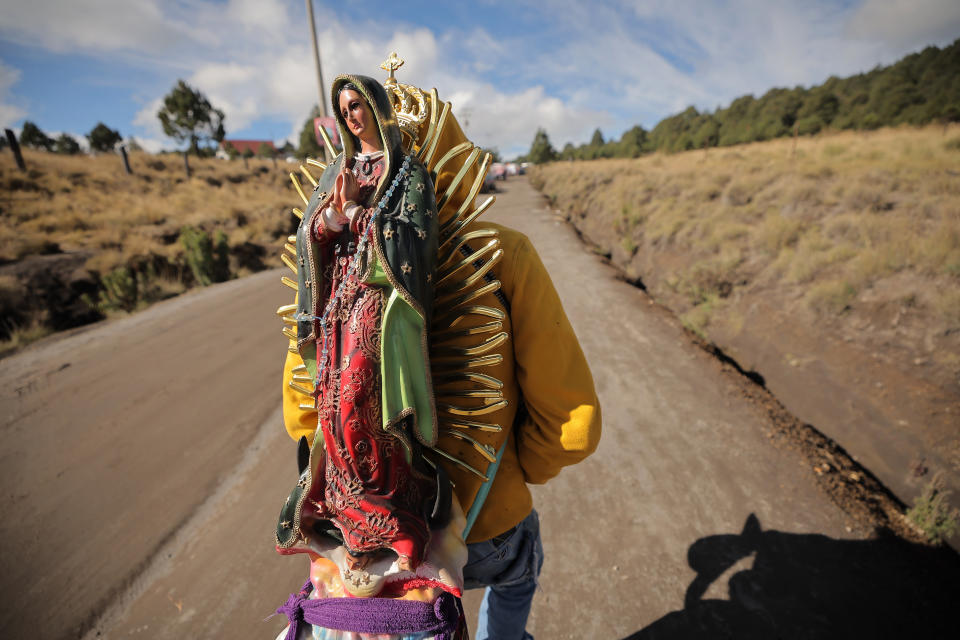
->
[1,0,958,158]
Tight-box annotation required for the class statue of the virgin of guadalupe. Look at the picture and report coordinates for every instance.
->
[273,55,511,639]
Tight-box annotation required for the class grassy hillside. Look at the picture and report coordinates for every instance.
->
[533,126,960,347]
[0,150,300,351]
[531,125,960,538]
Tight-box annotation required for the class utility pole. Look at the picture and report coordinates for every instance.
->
[306,0,329,161]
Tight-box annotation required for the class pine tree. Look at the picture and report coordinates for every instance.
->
[527,128,557,164]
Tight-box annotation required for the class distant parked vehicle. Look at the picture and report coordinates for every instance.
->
[481,171,497,193]
[490,162,507,180]
[505,162,519,176]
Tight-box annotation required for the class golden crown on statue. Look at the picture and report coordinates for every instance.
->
[381,52,429,152]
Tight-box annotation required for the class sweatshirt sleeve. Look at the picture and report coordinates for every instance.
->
[506,234,601,484]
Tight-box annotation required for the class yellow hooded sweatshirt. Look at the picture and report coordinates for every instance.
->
[282,221,601,544]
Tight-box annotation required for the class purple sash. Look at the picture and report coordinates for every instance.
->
[276,580,461,639]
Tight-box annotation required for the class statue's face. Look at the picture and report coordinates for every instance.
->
[338,89,378,149]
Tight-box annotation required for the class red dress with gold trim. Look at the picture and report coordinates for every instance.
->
[309,152,434,568]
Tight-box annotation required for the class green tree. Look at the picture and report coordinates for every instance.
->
[795,115,824,136]
[257,142,274,159]
[482,147,502,163]
[298,105,324,159]
[258,141,277,167]
[19,121,54,151]
[157,79,226,156]
[617,125,648,157]
[583,128,606,159]
[86,122,122,153]
[799,90,840,125]
[691,118,720,149]
[54,133,81,155]
[527,128,556,164]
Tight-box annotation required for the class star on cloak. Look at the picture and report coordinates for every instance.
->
[383,228,395,240]
[405,202,416,213]
[415,183,425,193]
[401,262,412,274]
[416,229,427,239]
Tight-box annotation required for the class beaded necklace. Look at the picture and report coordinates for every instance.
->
[312,153,414,389]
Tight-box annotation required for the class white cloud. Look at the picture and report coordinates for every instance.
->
[133,97,165,140]
[503,0,957,147]
[846,0,960,52]
[447,84,608,157]
[0,61,27,128]
[0,0,203,63]
[0,0,594,156]
[131,136,166,154]
[0,103,27,129]
[3,0,958,157]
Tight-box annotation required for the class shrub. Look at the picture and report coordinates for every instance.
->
[807,279,857,314]
[98,266,139,312]
[179,226,230,286]
[906,475,960,544]
[860,113,882,130]
[795,115,824,136]
[0,318,52,357]
[19,121,54,151]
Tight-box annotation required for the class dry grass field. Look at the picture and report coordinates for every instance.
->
[532,125,960,381]
[531,125,960,538]
[0,150,301,352]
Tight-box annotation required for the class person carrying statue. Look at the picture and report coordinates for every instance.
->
[273,61,600,640]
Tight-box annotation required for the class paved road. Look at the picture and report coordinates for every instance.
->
[1,177,954,640]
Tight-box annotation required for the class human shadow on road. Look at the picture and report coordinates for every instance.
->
[624,514,960,640]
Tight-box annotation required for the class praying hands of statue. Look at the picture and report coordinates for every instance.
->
[334,165,361,221]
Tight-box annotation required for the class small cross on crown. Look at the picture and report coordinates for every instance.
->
[381,52,405,84]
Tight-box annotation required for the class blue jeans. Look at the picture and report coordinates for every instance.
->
[462,510,543,640]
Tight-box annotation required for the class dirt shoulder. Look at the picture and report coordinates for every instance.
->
[0,270,290,639]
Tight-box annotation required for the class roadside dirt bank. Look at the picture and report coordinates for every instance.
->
[539,180,959,548]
